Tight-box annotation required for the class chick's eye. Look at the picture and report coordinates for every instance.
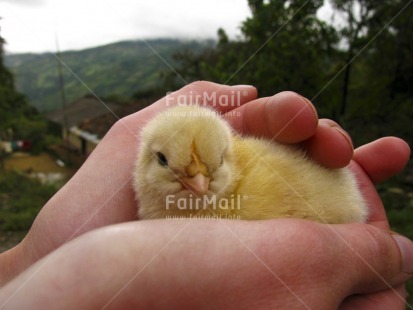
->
[156,152,168,167]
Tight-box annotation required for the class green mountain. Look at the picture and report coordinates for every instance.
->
[4,39,213,112]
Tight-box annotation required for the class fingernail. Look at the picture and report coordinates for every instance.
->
[333,126,354,149]
[392,234,413,274]
[232,84,255,88]
[299,95,318,119]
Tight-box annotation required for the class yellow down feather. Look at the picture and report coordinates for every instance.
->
[133,105,367,223]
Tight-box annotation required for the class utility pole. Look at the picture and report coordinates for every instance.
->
[55,34,70,165]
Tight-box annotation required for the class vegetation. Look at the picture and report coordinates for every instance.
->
[170,1,412,138]
[1,33,57,155]
[5,39,213,112]
[1,27,59,230]
[0,171,56,231]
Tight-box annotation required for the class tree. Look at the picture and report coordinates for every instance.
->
[0,23,51,154]
[170,0,412,130]
[329,0,374,119]
[329,0,413,128]
[365,1,413,114]
[171,0,339,113]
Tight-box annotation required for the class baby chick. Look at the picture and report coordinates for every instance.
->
[133,105,368,223]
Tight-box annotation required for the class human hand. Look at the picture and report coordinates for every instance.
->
[1,81,349,281]
[0,215,411,309]
[1,141,411,308]
[232,93,411,308]
[0,82,411,308]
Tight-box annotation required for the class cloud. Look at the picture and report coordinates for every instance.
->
[1,0,250,53]
[0,0,44,6]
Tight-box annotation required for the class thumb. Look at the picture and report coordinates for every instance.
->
[335,224,413,295]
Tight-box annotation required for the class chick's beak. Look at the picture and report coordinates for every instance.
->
[181,141,210,195]
[180,173,210,195]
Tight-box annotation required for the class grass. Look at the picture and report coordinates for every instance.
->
[0,171,57,232]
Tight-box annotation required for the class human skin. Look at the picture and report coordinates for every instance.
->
[0,82,411,309]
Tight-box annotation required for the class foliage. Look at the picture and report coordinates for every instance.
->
[0,171,57,231]
[5,39,214,112]
[329,0,413,124]
[170,0,412,130]
[169,0,341,115]
[0,30,56,153]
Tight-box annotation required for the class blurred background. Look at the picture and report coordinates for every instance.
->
[0,0,412,304]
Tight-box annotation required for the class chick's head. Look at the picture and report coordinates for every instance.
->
[134,105,237,218]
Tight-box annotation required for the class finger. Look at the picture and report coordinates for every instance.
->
[349,161,390,229]
[163,81,258,113]
[353,137,410,184]
[303,119,354,169]
[28,82,258,259]
[225,91,318,144]
[334,224,413,295]
[351,137,410,229]
[121,81,258,130]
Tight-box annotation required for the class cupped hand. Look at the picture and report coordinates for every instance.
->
[2,81,261,281]
[228,91,412,308]
[1,217,412,309]
[0,81,411,307]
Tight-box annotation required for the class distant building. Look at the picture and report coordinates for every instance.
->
[46,95,156,157]
[46,95,120,157]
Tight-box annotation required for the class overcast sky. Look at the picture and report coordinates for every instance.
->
[1,0,253,53]
[1,0,335,54]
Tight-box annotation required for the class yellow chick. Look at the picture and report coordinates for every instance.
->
[133,105,368,223]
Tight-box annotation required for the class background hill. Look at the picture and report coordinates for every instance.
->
[4,39,213,112]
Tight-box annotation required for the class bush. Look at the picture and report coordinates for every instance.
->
[0,171,57,231]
